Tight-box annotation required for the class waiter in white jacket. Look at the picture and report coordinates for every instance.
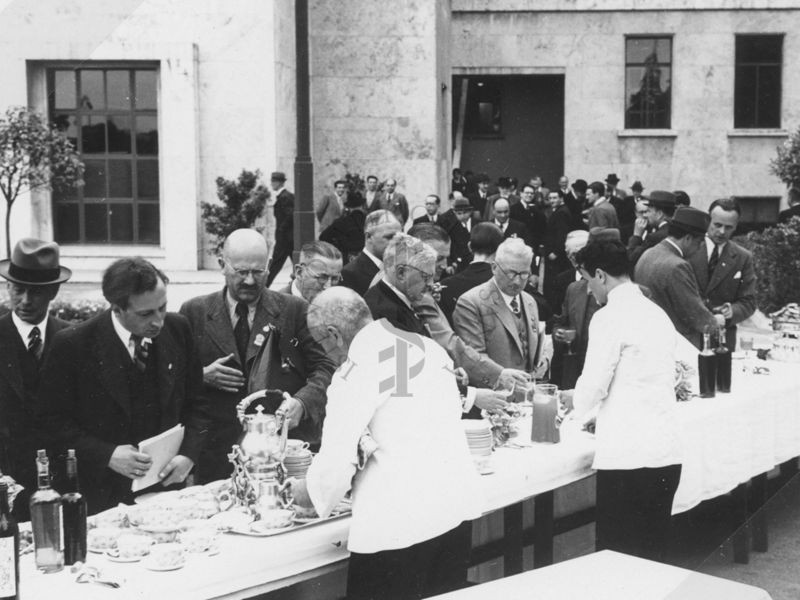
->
[562,238,683,563]
[291,287,484,600]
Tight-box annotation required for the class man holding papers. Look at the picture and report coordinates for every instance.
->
[39,258,209,514]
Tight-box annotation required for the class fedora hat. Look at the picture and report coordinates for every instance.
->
[671,207,709,235]
[270,171,287,182]
[605,173,620,185]
[646,190,676,210]
[0,238,72,285]
[453,197,472,211]
[631,180,644,192]
[588,227,621,243]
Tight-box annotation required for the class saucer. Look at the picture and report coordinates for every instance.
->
[106,549,143,563]
[142,557,186,571]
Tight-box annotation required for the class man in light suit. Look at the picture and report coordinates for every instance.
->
[340,210,401,297]
[453,238,543,375]
[0,239,71,520]
[587,181,620,231]
[368,178,409,226]
[316,180,346,233]
[634,207,725,349]
[39,258,210,514]
[180,229,335,483]
[688,198,757,349]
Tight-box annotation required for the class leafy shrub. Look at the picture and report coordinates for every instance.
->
[770,126,800,188]
[0,299,107,323]
[201,170,270,255]
[736,217,800,314]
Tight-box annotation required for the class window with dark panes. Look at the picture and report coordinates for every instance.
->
[735,35,782,129]
[48,66,159,244]
[625,37,672,129]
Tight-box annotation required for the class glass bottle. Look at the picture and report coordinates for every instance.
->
[0,482,19,600]
[62,450,86,566]
[715,325,732,393]
[698,331,716,398]
[29,450,63,573]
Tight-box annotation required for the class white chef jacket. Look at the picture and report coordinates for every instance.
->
[573,282,682,470]
[306,318,484,553]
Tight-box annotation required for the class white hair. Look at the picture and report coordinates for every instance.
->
[495,237,533,264]
[564,230,590,255]
[383,233,437,275]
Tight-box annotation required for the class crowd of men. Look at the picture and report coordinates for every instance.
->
[0,167,764,600]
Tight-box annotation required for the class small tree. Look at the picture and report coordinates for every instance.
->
[0,106,84,257]
[770,126,800,189]
[201,169,270,254]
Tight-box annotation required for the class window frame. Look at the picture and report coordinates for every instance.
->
[624,35,673,130]
[733,34,783,130]
[47,62,161,246]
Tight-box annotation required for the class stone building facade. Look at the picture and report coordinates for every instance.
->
[0,0,796,273]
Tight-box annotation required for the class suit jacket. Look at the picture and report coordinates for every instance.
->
[482,193,520,221]
[627,221,669,268]
[453,279,541,372]
[496,218,530,245]
[544,204,573,271]
[319,209,366,264]
[778,204,800,224]
[364,280,428,338]
[0,314,70,518]
[588,200,620,230]
[412,213,453,228]
[688,240,757,348]
[510,202,548,251]
[369,191,409,225]
[467,191,490,217]
[180,289,334,481]
[444,216,482,273]
[550,279,601,387]
[37,311,208,513]
[273,189,295,244]
[439,262,494,324]
[610,194,636,242]
[340,251,381,297]
[634,240,718,348]
[316,193,344,232]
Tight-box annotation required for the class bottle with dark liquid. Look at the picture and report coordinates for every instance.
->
[62,449,86,566]
[29,450,63,573]
[715,325,732,393]
[698,331,717,398]
[0,481,19,600]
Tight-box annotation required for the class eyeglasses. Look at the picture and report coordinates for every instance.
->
[223,261,267,279]
[302,266,341,285]
[401,264,435,285]
[494,262,531,281]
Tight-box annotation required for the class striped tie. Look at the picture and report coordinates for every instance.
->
[131,335,150,373]
[510,296,521,316]
[28,326,42,361]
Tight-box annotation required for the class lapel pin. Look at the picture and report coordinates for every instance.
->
[254,334,266,347]
[289,337,299,347]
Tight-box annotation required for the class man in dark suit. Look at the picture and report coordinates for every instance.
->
[445,197,482,272]
[319,191,367,264]
[688,198,757,350]
[569,179,589,231]
[778,187,800,224]
[627,190,676,268]
[467,173,491,218]
[439,223,503,324]
[606,173,635,243]
[483,177,519,222]
[634,207,725,348]
[180,229,335,483]
[340,210,402,296]
[492,198,529,245]
[511,184,547,253]
[412,194,455,229]
[39,258,210,514]
[265,171,295,288]
[0,239,71,520]
[543,190,573,289]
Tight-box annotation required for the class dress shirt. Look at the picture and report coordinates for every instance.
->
[290,280,304,299]
[493,280,520,314]
[225,290,257,328]
[494,220,507,233]
[573,282,682,470]
[464,218,472,233]
[705,236,726,260]
[11,312,49,349]
[363,248,383,270]
[111,311,152,360]
[306,319,484,553]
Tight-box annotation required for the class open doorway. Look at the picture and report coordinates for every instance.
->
[452,75,565,190]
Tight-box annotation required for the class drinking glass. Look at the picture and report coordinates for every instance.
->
[556,327,577,354]
[740,336,754,358]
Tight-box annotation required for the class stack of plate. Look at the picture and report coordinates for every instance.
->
[283,451,313,479]
[462,420,493,457]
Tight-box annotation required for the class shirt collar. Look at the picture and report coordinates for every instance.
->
[492,279,519,312]
[705,235,725,257]
[665,238,684,258]
[363,248,383,269]
[11,312,49,348]
[225,289,258,324]
[382,278,413,311]
[111,310,151,357]
[275,186,286,196]
[606,280,638,304]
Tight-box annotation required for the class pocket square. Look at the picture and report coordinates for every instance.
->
[734,271,742,280]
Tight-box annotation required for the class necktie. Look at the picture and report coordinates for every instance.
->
[131,334,149,373]
[708,245,720,277]
[510,296,520,316]
[28,326,42,361]
[234,302,251,365]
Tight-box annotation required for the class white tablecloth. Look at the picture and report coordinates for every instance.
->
[430,550,772,600]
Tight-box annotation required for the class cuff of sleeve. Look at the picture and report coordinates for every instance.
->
[462,387,476,413]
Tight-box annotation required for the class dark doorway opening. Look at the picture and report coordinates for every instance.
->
[453,74,565,191]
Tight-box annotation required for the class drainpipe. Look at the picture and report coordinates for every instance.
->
[293,0,314,258]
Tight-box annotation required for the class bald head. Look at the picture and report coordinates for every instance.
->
[222,228,269,264]
[493,198,510,224]
[220,228,269,303]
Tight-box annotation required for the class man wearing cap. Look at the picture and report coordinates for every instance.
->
[265,171,295,288]
[688,198,757,350]
[587,181,620,231]
[0,238,71,520]
[627,190,676,267]
[634,207,725,348]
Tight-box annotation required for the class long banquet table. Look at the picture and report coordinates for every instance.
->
[20,358,800,599]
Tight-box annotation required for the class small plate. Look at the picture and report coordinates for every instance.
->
[88,546,112,554]
[106,549,143,563]
[229,523,294,537]
[142,557,186,572]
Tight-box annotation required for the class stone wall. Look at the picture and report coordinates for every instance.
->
[451,7,799,209]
